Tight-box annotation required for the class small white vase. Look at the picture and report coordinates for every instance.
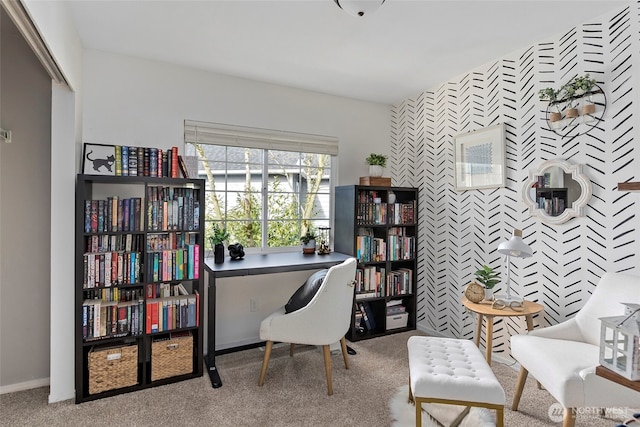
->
[388,191,396,204]
[483,288,494,302]
[369,165,383,177]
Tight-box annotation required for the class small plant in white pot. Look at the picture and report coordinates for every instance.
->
[366,153,387,177]
[474,265,500,301]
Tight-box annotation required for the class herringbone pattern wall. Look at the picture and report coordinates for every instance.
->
[390,4,640,359]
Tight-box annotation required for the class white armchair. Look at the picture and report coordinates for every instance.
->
[511,272,640,427]
[257,257,357,395]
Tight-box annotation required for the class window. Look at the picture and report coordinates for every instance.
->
[184,121,337,253]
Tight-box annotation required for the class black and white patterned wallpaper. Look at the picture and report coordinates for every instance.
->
[391,4,640,358]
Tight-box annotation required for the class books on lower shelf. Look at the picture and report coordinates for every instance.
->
[145,290,199,333]
[356,301,377,331]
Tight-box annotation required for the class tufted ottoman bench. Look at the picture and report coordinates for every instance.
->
[407,336,505,427]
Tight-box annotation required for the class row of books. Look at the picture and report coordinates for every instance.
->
[387,234,415,261]
[147,245,200,282]
[145,282,191,299]
[147,231,197,251]
[113,145,185,178]
[356,201,416,226]
[84,286,144,303]
[356,228,415,263]
[86,233,144,254]
[145,292,199,333]
[355,267,413,299]
[81,292,200,340]
[537,196,566,216]
[386,300,406,316]
[147,186,200,232]
[355,301,377,331]
[82,299,144,340]
[535,172,552,188]
[83,252,141,288]
[84,197,142,234]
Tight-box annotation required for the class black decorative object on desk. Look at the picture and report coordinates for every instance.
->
[228,243,244,260]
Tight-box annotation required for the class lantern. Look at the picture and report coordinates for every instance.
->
[317,226,331,255]
[599,303,640,381]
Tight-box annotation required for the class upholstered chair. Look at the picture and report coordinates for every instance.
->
[511,272,640,427]
[258,257,357,395]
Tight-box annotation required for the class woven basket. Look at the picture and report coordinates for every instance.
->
[88,345,138,394]
[151,334,193,381]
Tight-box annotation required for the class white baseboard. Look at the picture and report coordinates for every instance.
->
[0,377,49,395]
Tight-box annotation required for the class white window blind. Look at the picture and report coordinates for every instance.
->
[184,120,338,156]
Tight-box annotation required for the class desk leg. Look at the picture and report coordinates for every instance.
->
[205,271,222,388]
[485,316,493,365]
[474,314,483,347]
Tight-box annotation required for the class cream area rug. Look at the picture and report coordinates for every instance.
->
[389,385,496,427]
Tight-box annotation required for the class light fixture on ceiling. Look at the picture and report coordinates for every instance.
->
[493,229,532,309]
[333,0,385,17]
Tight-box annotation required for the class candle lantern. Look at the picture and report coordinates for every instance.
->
[599,303,640,381]
[317,226,331,255]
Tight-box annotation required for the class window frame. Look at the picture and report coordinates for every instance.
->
[184,121,338,254]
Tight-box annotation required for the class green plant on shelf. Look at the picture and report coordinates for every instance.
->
[365,153,387,167]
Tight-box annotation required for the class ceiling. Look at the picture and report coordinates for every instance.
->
[66,0,626,105]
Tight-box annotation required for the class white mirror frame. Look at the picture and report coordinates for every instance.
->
[522,159,592,225]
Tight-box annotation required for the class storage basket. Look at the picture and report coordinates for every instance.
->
[151,334,193,381]
[88,344,138,394]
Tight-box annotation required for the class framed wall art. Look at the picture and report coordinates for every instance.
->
[82,143,116,175]
[454,123,506,191]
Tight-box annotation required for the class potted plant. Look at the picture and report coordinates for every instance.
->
[210,224,230,264]
[539,87,562,122]
[572,74,597,115]
[560,83,579,119]
[300,230,317,254]
[474,265,500,301]
[365,153,387,177]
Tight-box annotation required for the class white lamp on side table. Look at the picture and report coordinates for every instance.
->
[494,229,532,308]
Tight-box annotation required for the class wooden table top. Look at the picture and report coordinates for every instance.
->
[462,297,544,317]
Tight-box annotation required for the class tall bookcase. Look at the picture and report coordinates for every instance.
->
[75,175,204,402]
[334,185,418,342]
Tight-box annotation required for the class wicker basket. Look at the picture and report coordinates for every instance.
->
[151,334,193,381]
[88,344,138,394]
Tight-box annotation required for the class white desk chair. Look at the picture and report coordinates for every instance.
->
[258,257,357,395]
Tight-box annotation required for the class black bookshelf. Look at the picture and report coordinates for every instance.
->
[334,185,418,342]
[75,174,205,402]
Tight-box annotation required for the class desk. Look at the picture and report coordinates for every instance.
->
[204,251,351,388]
[462,297,544,364]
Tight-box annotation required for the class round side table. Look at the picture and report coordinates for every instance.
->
[462,297,544,364]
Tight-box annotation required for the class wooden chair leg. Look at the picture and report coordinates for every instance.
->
[322,344,333,396]
[512,366,528,411]
[258,340,273,386]
[563,408,576,427]
[340,337,349,369]
[496,406,504,427]
[290,343,295,357]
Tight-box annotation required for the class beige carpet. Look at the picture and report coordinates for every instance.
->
[0,330,633,426]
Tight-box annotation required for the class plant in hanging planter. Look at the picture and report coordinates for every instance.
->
[560,83,580,119]
[572,74,598,115]
[365,153,387,177]
[539,87,562,122]
[473,265,500,300]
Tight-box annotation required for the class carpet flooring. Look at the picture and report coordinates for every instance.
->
[0,330,634,426]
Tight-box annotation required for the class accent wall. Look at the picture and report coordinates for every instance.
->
[391,4,640,359]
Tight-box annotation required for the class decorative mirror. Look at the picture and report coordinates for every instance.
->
[522,159,592,225]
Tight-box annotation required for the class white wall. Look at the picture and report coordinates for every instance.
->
[80,49,390,350]
[82,50,390,187]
